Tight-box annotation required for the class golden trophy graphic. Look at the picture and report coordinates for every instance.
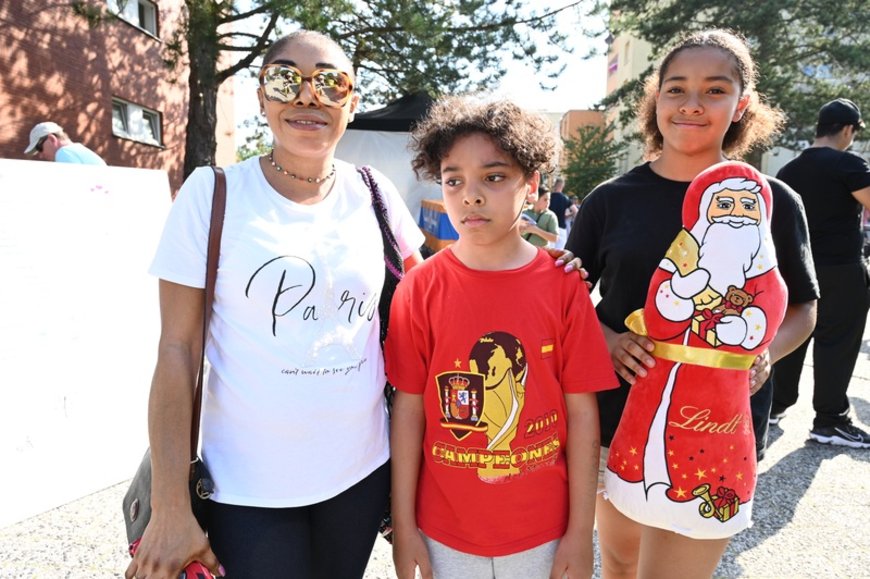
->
[469,332,527,481]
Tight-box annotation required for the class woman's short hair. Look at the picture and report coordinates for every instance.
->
[261,30,353,76]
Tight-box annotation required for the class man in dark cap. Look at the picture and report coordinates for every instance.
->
[768,98,870,448]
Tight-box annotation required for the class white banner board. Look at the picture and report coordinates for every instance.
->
[0,159,171,528]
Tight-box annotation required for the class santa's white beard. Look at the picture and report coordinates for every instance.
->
[697,221,761,295]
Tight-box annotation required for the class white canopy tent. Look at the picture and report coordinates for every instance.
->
[336,92,442,222]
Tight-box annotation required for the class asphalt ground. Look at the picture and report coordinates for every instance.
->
[1,336,868,578]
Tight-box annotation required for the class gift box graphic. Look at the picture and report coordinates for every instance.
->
[693,483,741,522]
[712,486,740,522]
[691,308,723,347]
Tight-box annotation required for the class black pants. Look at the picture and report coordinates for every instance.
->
[772,262,870,428]
[751,375,774,461]
[206,460,390,579]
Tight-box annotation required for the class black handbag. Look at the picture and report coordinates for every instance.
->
[122,166,227,547]
[358,166,405,543]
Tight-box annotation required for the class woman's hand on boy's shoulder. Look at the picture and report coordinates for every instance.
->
[392,527,433,579]
[546,248,591,289]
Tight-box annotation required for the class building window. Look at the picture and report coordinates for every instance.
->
[111,101,128,134]
[109,0,158,36]
[112,98,162,146]
[141,110,160,143]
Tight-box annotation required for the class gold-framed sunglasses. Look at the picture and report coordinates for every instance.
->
[259,64,354,109]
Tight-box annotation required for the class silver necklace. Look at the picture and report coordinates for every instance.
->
[268,151,336,184]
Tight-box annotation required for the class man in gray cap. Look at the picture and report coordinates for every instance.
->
[769,98,870,448]
[24,121,106,165]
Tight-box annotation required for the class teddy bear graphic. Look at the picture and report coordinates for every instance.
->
[721,285,753,315]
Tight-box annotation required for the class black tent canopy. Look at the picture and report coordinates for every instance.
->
[348,91,435,132]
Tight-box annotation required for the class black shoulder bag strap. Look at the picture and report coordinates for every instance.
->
[357,165,405,411]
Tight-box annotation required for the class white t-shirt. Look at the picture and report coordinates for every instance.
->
[149,157,424,506]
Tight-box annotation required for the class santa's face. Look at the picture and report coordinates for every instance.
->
[707,189,761,226]
[698,216,761,295]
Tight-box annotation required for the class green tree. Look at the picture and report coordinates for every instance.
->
[236,117,273,161]
[602,0,870,150]
[562,122,627,201]
[91,0,606,178]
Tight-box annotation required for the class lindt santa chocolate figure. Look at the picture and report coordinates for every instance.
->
[603,161,788,539]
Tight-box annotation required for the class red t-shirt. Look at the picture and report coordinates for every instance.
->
[386,248,617,556]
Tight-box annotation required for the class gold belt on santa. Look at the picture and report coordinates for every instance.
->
[625,310,756,371]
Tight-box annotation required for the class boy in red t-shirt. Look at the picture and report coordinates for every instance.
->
[386,96,618,579]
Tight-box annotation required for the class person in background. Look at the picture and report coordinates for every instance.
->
[565,194,580,235]
[864,208,870,258]
[23,121,106,165]
[548,176,574,249]
[567,29,818,578]
[389,95,617,579]
[520,185,559,248]
[768,97,870,449]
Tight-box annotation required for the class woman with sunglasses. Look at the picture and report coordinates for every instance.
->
[126,30,425,579]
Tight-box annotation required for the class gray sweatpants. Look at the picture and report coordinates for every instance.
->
[422,532,560,579]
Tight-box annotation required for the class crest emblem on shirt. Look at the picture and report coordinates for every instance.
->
[435,371,487,440]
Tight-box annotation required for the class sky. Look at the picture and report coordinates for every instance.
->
[491,45,607,114]
[487,3,608,113]
[233,3,608,144]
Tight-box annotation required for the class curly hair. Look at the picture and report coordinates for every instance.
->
[638,29,784,159]
[410,96,559,181]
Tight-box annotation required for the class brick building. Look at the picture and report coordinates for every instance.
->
[557,109,606,175]
[559,109,605,142]
[0,1,235,192]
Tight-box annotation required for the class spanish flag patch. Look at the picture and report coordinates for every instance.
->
[541,339,555,359]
